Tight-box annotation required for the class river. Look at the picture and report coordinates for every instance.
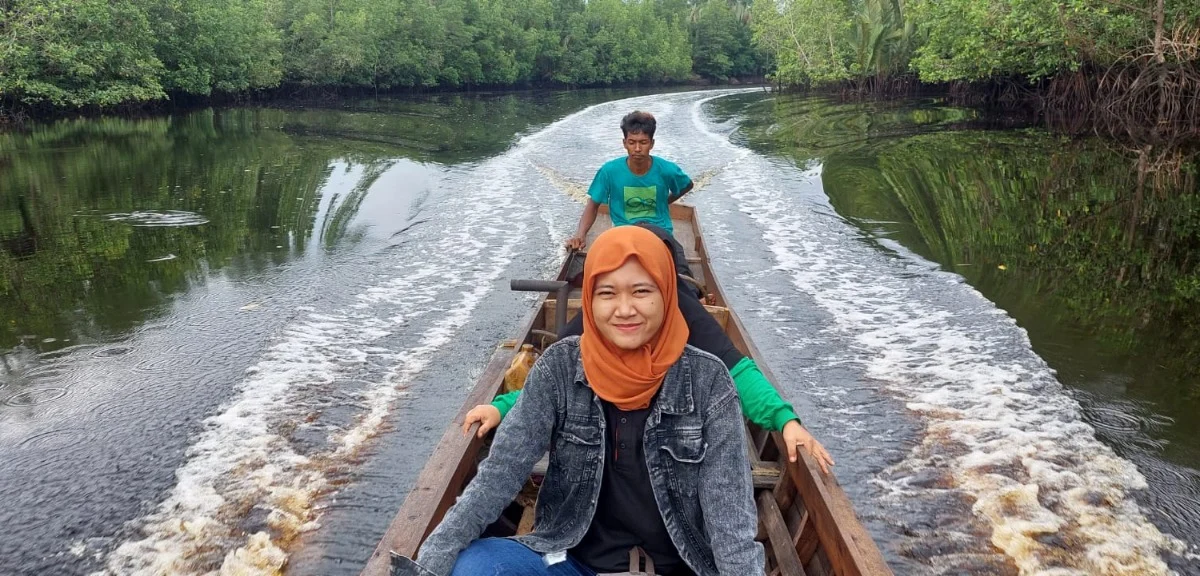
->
[1,88,1197,575]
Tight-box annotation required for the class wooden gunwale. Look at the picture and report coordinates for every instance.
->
[360,204,892,576]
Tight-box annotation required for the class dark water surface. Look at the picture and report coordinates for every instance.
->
[1,89,1197,575]
[0,89,685,575]
[706,93,1200,574]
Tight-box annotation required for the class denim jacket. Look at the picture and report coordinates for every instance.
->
[390,337,764,576]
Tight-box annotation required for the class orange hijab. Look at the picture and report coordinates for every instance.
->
[580,226,689,410]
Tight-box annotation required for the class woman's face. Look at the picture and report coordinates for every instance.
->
[591,257,665,350]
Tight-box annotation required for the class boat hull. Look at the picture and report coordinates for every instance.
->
[361,205,892,576]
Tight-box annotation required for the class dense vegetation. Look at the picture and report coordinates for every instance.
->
[0,0,765,112]
[752,0,1198,85]
[3,0,1196,119]
[751,0,1199,126]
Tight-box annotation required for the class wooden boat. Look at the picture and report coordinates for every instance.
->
[361,205,892,576]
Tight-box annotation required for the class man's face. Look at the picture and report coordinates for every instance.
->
[622,131,654,160]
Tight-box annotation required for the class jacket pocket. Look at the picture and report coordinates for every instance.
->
[553,417,601,483]
[662,429,707,463]
[661,428,707,496]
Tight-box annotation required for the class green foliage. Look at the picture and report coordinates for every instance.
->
[0,0,165,107]
[848,0,913,79]
[907,0,1081,81]
[747,0,913,85]
[549,0,692,85]
[3,0,1198,107]
[691,0,768,80]
[751,0,855,85]
[1,0,740,110]
[149,0,283,95]
[908,0,1200,82]
[748,0,915,85]
[749,0,1200,87]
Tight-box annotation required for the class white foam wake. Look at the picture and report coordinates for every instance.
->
[95,90,646,574]
[684,94,1185,574]
[100,151,532,574]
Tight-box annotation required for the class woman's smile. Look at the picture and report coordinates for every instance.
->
[591,259,664,350]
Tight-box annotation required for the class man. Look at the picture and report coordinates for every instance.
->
[565,111,695,250]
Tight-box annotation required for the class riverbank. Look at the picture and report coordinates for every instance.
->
[0,78,771,130]
[0,0,770,127]
[771,72,1200,145]
[751,0,1200,142]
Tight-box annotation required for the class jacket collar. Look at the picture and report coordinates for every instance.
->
[571,344,695,417]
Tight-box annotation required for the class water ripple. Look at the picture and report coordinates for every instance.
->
[100,210,209,227]
[17,428,80,449]
[4,388,69,407]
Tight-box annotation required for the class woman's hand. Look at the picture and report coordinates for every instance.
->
[782,420,835,475]
[462,404,501,438]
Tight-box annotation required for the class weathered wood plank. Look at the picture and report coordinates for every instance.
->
[773,455,797,513]
[751,461,783,490]
[758,492,808,576]
[746,424,763,464]
[790,500,819,564]
[751,424,771,455]
[780,444,891,576]
[806,548,835,576]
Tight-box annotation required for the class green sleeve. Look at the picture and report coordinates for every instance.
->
[491,390,520,419]
[729,357,800,432]
[494,358,798,430]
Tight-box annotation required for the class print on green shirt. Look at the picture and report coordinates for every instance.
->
[623,185,658,221]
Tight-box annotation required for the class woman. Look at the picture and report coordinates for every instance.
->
[391,226,764,576]
[467,223,836,473]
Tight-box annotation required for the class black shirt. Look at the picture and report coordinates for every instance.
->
[571,400,694,575]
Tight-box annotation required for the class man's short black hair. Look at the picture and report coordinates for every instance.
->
[621,111,656,138]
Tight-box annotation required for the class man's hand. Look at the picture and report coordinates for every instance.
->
[668,182,695,204]
[462,404,501,438]
[782,420,835,475]
[564,235,585,251]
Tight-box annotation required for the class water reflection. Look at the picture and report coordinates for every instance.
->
[0,91,639,355]
[711,93,1200,569]
[0,111,333,353]
[859,133,1199,468]
[0,88,694,576]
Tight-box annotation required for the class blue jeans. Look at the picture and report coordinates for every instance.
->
[449,538,596,576]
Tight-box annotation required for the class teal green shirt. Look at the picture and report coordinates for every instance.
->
[491,357,798,432]
[588,156,692,234]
